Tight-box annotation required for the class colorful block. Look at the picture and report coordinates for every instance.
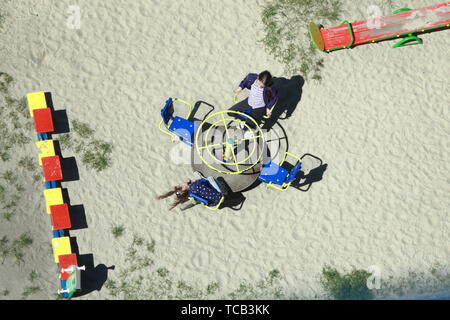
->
[58,253,78,281]
[44,188,63,214]
[42,155,63,182]
[50,203,71,230]
[33,108,54,133]
[27,91,47,117]
[35,140,55,166]
[52,237,71,263]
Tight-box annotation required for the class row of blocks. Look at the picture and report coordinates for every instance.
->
[27,91,82,298]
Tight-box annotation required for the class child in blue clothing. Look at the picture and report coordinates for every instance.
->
[157,172,226,210]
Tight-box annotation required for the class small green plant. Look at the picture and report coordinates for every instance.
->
[22,285,41,299]
[320,265,373,300]
[18,156,36,172]
[2,170,16,183]
[206,282,220,295]
[156,267,169,278]
[0,151,10,161]
[32,173,42,183]
[0,235,10,263]
[58,133,73,149]
[14,97,28,118]
[0,184,5,199]
[72,119,95,138]
[3,211,14,221]
[28,270,39,282]
[0,72,13,93]
[112,225,125,238]
[2,289,10,296]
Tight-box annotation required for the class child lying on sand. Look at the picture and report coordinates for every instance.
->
[157,172,227,210]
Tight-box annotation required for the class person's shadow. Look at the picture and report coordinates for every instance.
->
[262,75,305,130]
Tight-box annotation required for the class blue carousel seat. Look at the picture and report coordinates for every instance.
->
[258,152,302,191]
[159,97,198,146]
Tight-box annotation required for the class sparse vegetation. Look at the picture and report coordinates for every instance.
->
[0,233,33,265]
[320,265,373,299]
[58,120,113,172]
[319,263,450,300]
[105,235,285,300]
[0,8,6,30]
[22,285,41,299]
[81,140,113,172]
[228,269,284,299]
[260,0,343,81]
[18,156,37,172]
[377,264,450,299]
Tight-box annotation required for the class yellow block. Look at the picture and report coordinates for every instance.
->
[43,188,63,214]
[27,91,47,117]
[52,237,71,263]
[35,140,55,166]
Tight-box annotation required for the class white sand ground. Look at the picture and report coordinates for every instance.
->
[0,0,448,299]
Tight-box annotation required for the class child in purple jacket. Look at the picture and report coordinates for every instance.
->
[229,70,278,127]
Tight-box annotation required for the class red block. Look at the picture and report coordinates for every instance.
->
[58,253,78,281]
[42,155,63,182]
[50,203,71,230]
[33,108,54,133]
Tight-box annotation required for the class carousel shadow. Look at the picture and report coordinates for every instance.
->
[282,153,327,192]
[262,75,305,131]
[291,163,327,192]
[217,177,246,210]
[189,100,216,122]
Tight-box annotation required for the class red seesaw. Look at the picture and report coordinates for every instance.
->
[309,2,450,52]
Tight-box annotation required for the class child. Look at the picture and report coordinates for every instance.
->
[229,70,278,127]
[157,172,226,210]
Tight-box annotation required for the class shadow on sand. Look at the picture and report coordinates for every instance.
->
[262,74,305,131]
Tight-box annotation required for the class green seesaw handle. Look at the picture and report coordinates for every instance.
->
[393,33,423,48]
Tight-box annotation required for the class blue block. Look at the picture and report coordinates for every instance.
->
[61,279,68,298]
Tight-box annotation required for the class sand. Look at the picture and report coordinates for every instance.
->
[0,0,449,299]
